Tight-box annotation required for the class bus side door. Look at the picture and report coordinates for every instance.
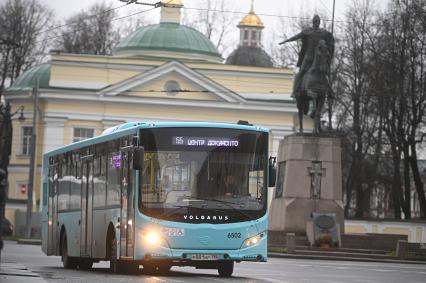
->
[80,155,94,257]
[119,148,134,259]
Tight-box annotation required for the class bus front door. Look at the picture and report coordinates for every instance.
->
[47,164,59,255]
[80,156,94,257]
[120,150,134,259]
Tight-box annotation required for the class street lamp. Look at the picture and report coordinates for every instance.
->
[26,81,38,239]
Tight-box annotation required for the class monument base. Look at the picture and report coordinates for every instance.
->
[269,197,344,234]
[268,134,344,236]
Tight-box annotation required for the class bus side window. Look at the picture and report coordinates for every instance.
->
[58,156,70,211]
[93,155,106,208]
[70,154,81,210]
[107,151,120,206]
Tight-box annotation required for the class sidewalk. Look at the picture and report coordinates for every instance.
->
[0,261,47,283]
[268,252,426,265]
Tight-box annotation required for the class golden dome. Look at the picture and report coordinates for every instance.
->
[161,0,183,6]
[238,1,264,28]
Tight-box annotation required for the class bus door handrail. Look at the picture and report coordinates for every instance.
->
[80,154,94,162]
[120,145,134,153]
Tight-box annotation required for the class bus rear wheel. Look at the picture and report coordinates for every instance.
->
[61,234,77,269]
[218,261,234,277]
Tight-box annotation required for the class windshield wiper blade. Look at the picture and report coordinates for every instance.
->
[196,197,254,220]
[157,203,227,218]
[157,205,187,217]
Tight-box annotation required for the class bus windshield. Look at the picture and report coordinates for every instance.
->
[139,127,267,223]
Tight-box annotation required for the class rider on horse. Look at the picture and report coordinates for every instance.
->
[279,15,334,133]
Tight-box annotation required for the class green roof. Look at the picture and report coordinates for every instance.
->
[8,63,50,90]
[115,23,222,59]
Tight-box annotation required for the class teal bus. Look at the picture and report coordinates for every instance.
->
[41,121,275,277]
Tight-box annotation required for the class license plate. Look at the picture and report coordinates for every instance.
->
[191,254,219,261]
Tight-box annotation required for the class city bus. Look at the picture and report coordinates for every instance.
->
[41,121,275,277]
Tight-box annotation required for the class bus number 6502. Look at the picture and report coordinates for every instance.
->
[227,232,241,238]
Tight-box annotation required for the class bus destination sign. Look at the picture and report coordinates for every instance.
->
[172,136,239,147]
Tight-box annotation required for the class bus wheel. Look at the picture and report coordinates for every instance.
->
[143,262,171,275]
[78,259,93,270]
[61,234,77,269]
[157,262,172,274]
[109,235,121,273]
[218,261,234,277]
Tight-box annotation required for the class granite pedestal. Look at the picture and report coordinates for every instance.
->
[269,134,344,235]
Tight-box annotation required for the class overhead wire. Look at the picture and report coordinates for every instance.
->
[33,2,131,37]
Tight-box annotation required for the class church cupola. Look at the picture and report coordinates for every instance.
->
[237,0,264,47]
[160,0,183,24]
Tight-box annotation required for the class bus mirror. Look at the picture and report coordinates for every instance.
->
[133,147,144,170]
[268,156,276,187]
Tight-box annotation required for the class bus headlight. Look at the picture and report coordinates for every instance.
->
[141,230,167,247]
[242,234,262,248]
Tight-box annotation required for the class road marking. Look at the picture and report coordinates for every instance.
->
[204,277,233,283]
[148,276,168,282]
[261,278,292,283]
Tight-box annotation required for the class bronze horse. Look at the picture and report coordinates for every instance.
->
[296,39,331,134]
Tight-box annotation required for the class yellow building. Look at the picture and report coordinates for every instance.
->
[4,1,297,232]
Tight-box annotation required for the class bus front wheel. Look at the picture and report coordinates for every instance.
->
[61,233,77,269]
[109,235,121,273]
[218,261,234,277]
[143,262,171,275]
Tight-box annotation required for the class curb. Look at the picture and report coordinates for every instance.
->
[268,252,426,265]
[0,262,47,283]
[16,239,42,245]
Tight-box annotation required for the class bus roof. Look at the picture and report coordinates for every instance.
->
[44,121,269,157]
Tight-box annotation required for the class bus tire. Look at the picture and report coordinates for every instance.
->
[143,262,171,275]
[157,262,172,274]
[78,259,93,270]
[218,261,234,277]
[109,234,122,273]
[61,233,77,269]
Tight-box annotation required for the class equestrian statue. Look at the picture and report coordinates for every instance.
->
[279,15,334,134]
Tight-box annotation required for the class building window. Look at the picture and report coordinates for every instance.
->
[244,30,249,40]
[251,30,257,46]
[21,126,32,155]
[164,80,180,96]
[73,128,94,143]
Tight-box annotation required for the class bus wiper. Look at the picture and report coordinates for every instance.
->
[196,197,254,220]
[157,203,227,217]
[157,205,187,217]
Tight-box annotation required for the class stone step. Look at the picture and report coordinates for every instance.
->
[294,249,394,260]
[295,245,389,255]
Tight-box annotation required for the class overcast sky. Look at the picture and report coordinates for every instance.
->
[40,0,353,20]
[38,0,390,30]
[33,0,389,56]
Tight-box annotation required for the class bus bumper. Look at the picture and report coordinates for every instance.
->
[133,234,268,263]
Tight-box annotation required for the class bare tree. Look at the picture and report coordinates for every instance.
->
[118,16,153,40]
[0,0,53,98]
[379,0,426,219]
[333,0,384,218]
[56,2,121,55]
[268,16,301,68]
[182,0,238,56]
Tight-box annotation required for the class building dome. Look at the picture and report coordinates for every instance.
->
[8,63,50,90]
[226,46,273,68]
[114,23,222,63]
[226,1,272,67]
[238,5,264,28]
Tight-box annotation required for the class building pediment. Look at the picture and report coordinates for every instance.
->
[98,61,245,103]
